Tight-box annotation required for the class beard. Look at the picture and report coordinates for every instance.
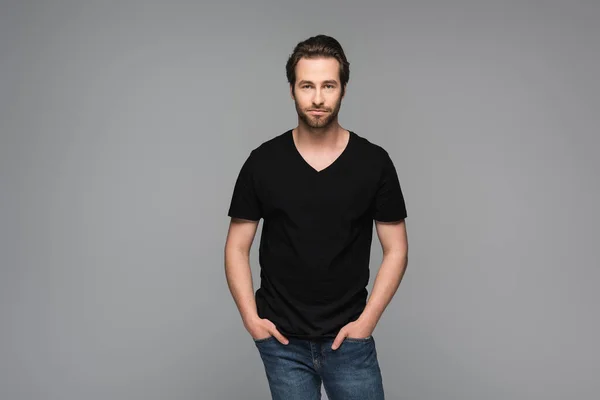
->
[294,94,343,129]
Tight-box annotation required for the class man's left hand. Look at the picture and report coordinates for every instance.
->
[331,319,375,350]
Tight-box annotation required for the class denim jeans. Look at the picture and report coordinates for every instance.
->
[254,335,385,400]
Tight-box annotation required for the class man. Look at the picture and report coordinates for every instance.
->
[224,34,408,400]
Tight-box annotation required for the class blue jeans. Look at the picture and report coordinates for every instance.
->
[254,335,385,399]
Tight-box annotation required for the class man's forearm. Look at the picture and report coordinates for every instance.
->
[224,248,259,325]
[358,251,408,329]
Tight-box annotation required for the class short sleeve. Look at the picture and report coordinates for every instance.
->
[227,150,262,221]
[373,150,407,222]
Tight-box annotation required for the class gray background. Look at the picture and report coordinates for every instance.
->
[1,0,598,399]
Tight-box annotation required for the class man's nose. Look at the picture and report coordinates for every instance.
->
[313,89,324,106]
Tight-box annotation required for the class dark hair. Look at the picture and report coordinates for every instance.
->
[286,34,350,96]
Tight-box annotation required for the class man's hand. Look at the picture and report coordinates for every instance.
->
[245,316,289,345]
[331,318,375,350]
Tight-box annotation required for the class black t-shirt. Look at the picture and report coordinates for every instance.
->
[227,129,407,339]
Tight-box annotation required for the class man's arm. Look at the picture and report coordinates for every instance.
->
[224,217,288,344]
[331,219,408,349]
[359,219,409,328]
[224,218,260,325]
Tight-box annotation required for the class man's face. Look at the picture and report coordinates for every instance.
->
[291,57,345,130]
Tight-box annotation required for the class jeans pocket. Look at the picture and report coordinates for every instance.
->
[344,335,373,343]
[253,335,275,344]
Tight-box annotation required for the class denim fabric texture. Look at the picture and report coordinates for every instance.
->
[254,335,385,400]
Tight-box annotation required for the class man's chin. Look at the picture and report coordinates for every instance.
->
[308,123,331,129]
[303,116,333,129]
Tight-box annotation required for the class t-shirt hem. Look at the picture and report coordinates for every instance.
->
[228,212,261,221]
[374,214,407,222]
[281,332,338,341]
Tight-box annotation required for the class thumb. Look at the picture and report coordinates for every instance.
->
[331,330,347,350]
[263,319,289,345]
[270,328,289,345]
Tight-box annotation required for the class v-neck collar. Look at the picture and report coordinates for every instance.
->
[288,129,354,174]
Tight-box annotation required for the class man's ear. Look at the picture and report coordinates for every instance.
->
[342,83,347,98]
[290,84,295,100]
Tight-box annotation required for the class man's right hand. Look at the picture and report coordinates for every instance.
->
[245,316,289,345]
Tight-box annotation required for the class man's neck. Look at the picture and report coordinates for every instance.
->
[293,121,347,151]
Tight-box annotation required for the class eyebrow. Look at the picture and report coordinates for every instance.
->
[298,80,338,85]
